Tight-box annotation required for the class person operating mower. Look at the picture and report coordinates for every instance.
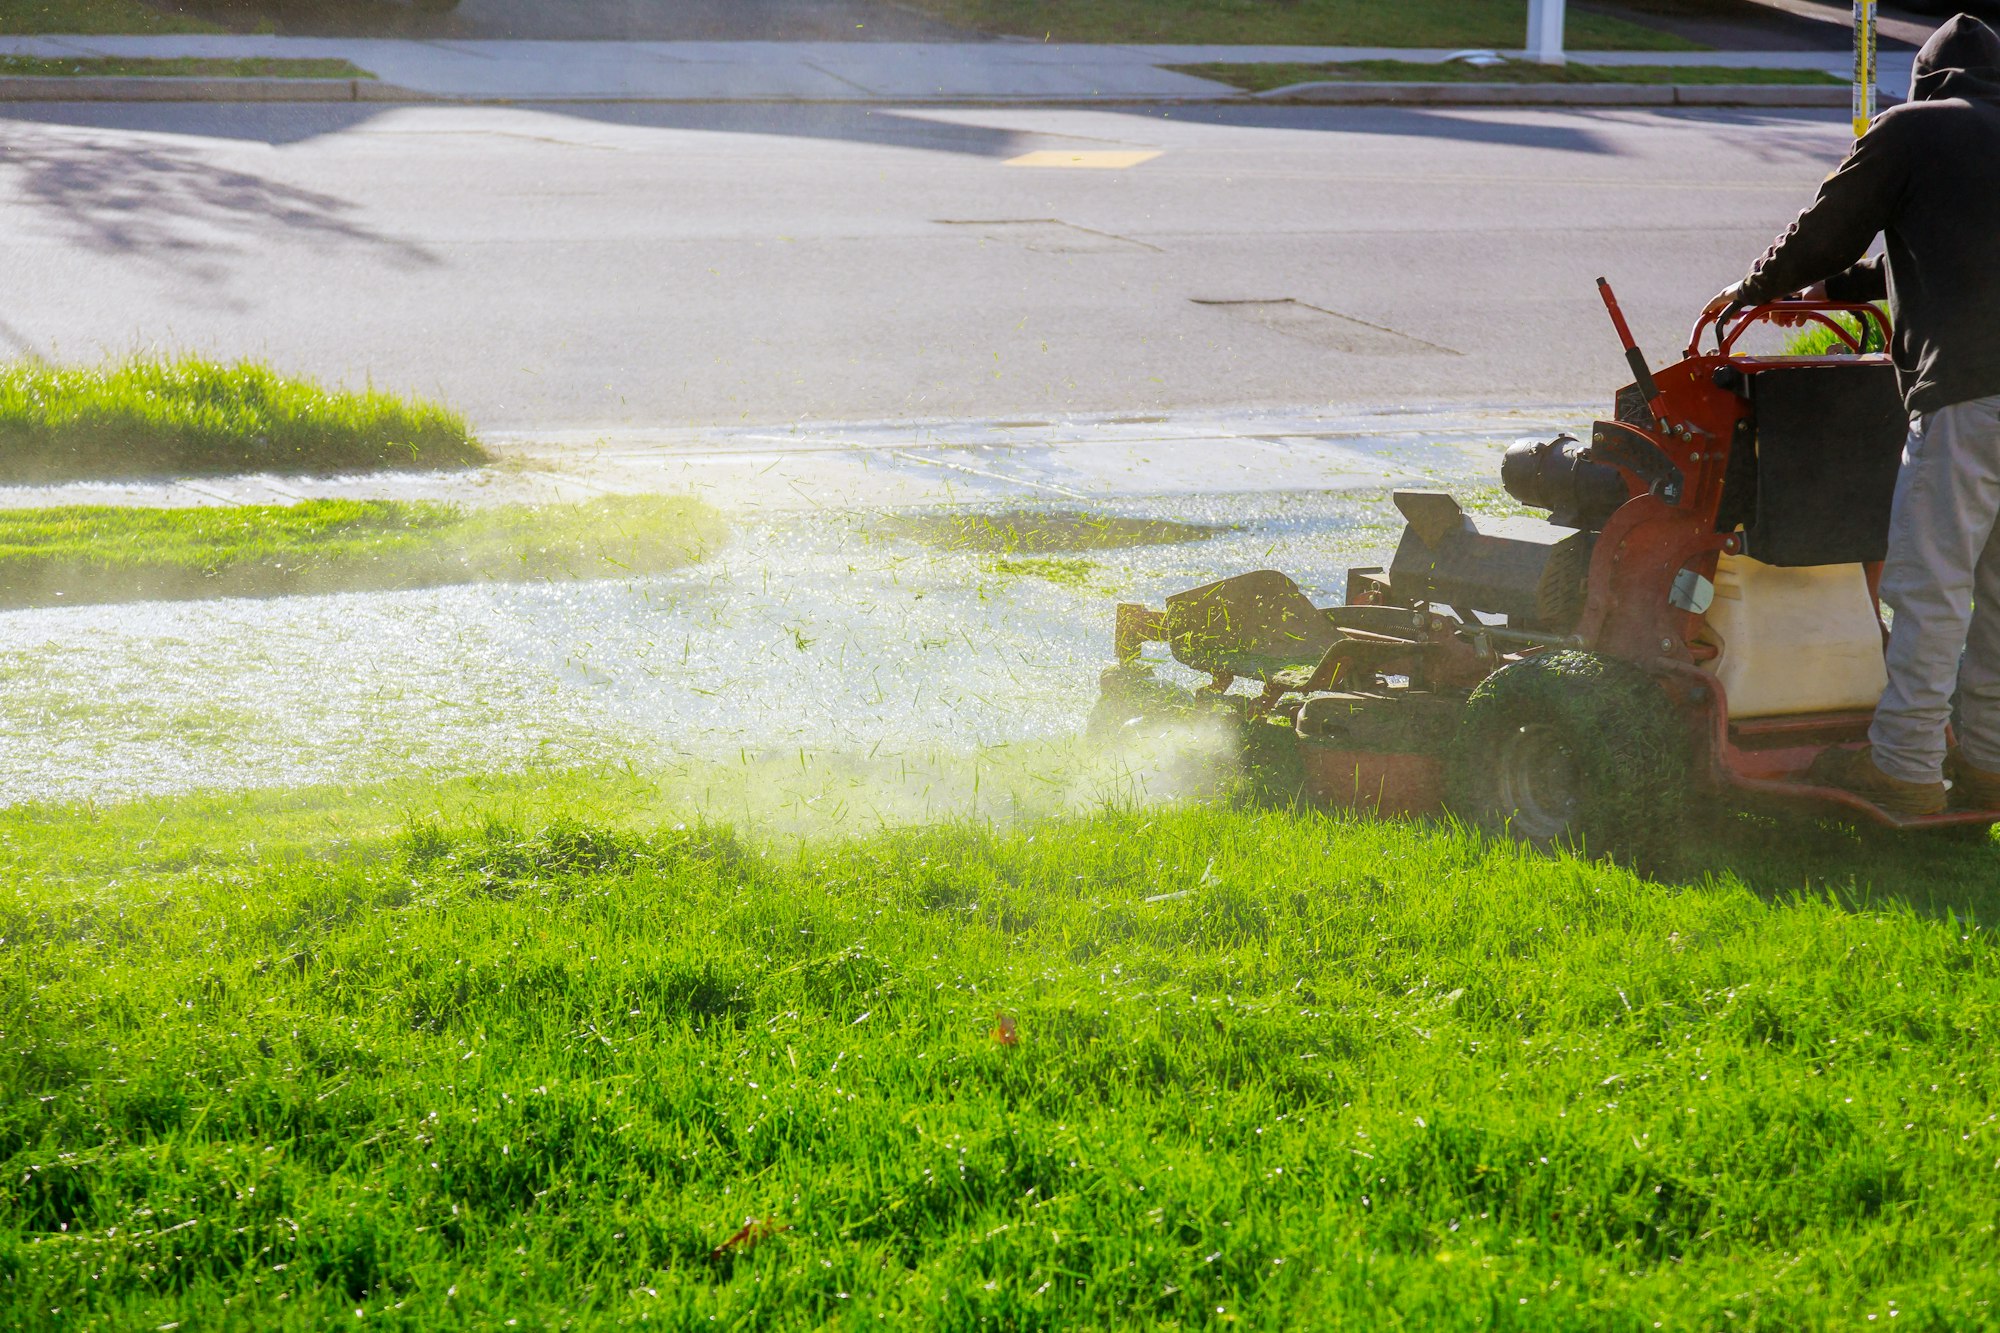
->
[1713,13,2000,817]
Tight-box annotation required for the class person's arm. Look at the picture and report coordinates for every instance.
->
[1735,118,1911,305]
[1823,253,1888,302]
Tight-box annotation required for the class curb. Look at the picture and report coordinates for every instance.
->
[1253,80,1850,107]
[0,75,1852,108]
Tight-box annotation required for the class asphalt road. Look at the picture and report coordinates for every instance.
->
[0,101,1855,431]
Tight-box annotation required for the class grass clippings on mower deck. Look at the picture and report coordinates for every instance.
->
[1,765,1996,1328]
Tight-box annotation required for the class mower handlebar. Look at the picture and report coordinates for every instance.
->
[1686,298,1892,359]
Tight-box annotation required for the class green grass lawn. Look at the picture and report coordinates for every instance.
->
[0,495,723,608]
[1180,59,1846,94]
[0,358,484,483]
[894,0,1700,49]
[0,0,217,33]
[1,763,1995,1329]
[0,54,370,77]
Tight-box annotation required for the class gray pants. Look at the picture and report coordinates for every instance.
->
[1870,392,2000,783]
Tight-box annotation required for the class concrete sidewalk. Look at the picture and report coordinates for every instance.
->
[0,35,1915,102]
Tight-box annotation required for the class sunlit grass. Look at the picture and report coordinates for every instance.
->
[0,495,724,608]
[896,0,1699,48]
[0,358,485,483]
[1,766,1996,1328]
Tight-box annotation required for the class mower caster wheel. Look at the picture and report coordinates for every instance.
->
[1448,650,1689,860]
[1087,662,1200,740]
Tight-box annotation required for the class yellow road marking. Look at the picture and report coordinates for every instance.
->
[1004,150,1163,170]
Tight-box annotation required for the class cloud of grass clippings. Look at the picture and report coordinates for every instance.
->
[628,711,1244,841]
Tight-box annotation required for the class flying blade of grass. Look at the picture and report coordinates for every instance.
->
[0,357,485,483]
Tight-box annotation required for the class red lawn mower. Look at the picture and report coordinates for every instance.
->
[1096,285,2000,849]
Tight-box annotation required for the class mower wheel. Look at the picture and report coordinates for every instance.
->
[1449,650,1688,856]
[1087,662,1200,740]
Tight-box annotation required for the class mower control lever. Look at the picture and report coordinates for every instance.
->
[1596,278,1670,431]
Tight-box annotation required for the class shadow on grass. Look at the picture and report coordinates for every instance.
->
[1673,805,2000,925]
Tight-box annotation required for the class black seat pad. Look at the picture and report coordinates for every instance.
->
[1740,363,1907,567]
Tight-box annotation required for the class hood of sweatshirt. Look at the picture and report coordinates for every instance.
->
[1911,13,2000,103]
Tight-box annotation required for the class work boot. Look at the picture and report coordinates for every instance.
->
[1948,752,2000,812]
[1806,745,1947,817]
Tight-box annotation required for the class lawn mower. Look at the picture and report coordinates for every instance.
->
[1095,284,2000,848]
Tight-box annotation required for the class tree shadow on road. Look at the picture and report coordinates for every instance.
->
[0,124,437,298]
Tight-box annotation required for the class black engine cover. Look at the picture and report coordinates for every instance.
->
[1388,491,1590,631]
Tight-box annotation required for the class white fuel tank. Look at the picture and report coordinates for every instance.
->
[1700,554,1888,718]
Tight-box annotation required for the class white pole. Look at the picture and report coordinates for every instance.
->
[1527,0,1567,65]
[1852,0,1878,136]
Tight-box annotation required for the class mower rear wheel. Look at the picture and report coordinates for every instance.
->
[1449,650,1689,857]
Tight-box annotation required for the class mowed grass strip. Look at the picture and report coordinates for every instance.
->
[0,0,218,33]
[0,54,371,77]
[0,358,484,483]
[1180,59,1846,95]
[0,495,723,608]
[894,0,1698,48]
[1,771,1995,1329]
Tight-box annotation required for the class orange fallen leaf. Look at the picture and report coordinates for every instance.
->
[991,1012,1018,1046]
[708,1217,791,1262]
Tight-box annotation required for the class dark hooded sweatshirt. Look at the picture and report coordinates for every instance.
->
[1737,14,2000,415]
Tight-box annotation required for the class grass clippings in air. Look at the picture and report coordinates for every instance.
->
[883,508,1225,555]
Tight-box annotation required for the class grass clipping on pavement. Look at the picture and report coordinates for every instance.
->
[0,771,1996,1326]
[0,495,724,608]
[0,358,486,483]
[1180,58,1846,94]
[893,0,1697,48]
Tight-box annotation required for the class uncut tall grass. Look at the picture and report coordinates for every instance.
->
[2,783,1996,1330]
[0,358,484,483]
